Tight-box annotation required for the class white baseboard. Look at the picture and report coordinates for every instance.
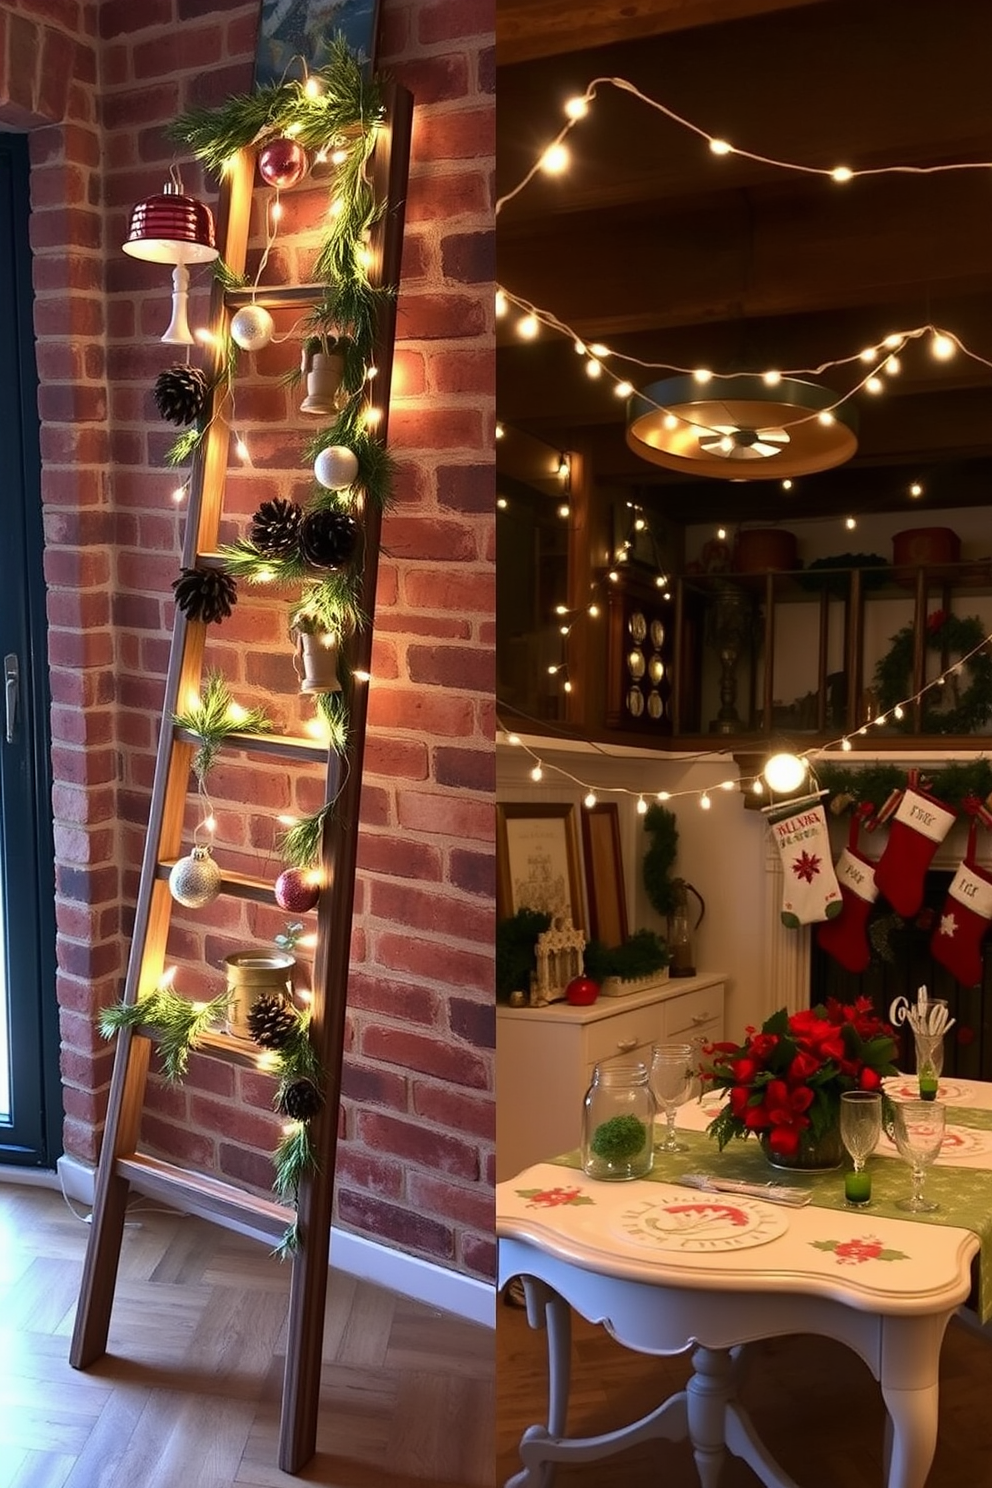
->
[48,1154,495,1328]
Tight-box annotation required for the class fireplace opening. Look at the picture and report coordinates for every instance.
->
[809,870,992,1082]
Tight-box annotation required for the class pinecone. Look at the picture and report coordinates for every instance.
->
[250,497,304,557]
[298,509,359,570]
[246,993,298,1050]
[172,566,238,624]
[278,1077,323,1122]
[154,364,210,426]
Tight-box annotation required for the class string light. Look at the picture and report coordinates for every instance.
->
[497,623,992,814]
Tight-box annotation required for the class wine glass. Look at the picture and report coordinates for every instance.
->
[839,1090,882,1205]
[649,1042,694,1153]
[891,1099,945,1212]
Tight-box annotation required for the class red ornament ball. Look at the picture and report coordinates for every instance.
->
[274,867,321,913]
[258,137,308,190]
[565,976,600,1007]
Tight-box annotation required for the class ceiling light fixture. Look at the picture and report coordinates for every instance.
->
[626,373,858,480]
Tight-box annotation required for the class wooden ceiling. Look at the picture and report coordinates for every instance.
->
[495,0,992,525]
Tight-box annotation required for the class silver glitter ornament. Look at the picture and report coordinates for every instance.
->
[230,304,275,351]
[169,845,222,908]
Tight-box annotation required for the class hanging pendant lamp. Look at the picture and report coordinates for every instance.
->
[123,175,219,345]
[627,373,858,480]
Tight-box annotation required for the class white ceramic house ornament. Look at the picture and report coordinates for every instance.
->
[531,913,586,1005]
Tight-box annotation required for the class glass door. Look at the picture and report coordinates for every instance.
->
[0,134,60,1166]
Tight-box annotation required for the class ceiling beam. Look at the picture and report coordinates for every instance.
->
[496,0,831,66]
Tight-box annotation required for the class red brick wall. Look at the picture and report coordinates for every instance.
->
[1,0,495,1283]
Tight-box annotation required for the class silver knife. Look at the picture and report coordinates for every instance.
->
[675,1172,811,1207]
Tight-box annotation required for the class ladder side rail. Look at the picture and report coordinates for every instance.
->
[279,82,414,1472]
[70,152,255,1370]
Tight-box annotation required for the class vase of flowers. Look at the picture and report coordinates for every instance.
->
[700,998,898,1168]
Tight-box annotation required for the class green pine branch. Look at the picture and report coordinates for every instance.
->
[99,986,232,1082]
[279,806,330,871]
[314,690,349,753]
[173,671,274,780]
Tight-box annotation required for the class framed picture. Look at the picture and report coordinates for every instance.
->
[581,803,628,948]
[254,0,382,85]
[497,803,584,931]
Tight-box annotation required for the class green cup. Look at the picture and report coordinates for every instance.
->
[844,1168,872,1205]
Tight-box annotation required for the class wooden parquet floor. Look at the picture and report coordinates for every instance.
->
[0,1182,494,1488]
[497,1290,992,1487]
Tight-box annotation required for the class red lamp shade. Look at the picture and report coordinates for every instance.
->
[122,182,219,266]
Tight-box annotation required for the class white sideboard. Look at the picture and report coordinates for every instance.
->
[496,972,725,1181]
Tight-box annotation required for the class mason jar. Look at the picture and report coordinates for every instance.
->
[581,1061,655,1181]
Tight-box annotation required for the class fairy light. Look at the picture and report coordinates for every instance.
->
[845,516,857,530]
[883,355,901,375]
[496,496,507,509]
[495,421,504,439]
[781,479,793,491]
[841,736,853,751]
[304,715,332,742]
[195,327,218,346]
[352,669,371,682]
[817,410,835,426]
[615,380,634,397]
[585,358,602,378]
[331,148,348,165]
[657,791,670,801]
[256,1050,281,1073]
[636,796,647,815]
[931,332,955,360]
[587,603,600,618]
[226,702,248,723]
[540,142,569,174]
[517,314,539,340]
[693,368,712,383]
[865,375,884,394]
[235,436,251,462]
[910,481,923,497]
[831,165,853,183]
[584,791,597,808]
[589,343,609,357]
[530,763,543,782]
[565,95,588,119]
[495,289,508,317]
[709,138,732,156]
[171,484,187,504]
[363,405,382,429]
[255,567,275,583]
[762,370,782,386]
[558,504,570,519]
[700,793,711,810]
[270,198,284,223]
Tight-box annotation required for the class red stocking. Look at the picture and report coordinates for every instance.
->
[817,806,878,974]
[874,786,955,917]
[931,819,992,987]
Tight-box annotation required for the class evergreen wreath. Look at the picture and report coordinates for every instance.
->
[874,610,992,735]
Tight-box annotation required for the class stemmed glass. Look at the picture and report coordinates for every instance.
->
[891,1099,946,1212]
[839,1090,882,1206]
[649,1042,694,1153]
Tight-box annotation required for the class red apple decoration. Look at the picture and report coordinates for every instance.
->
[565,975,599,1006]
[274,867,320,913]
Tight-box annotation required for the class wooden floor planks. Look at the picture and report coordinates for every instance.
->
[0,1183,493,1488]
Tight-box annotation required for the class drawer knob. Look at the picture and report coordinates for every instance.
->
[616,1037,638,1053]
[691,1011,710,1025]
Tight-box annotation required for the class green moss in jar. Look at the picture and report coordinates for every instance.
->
[590,1114,648,1162]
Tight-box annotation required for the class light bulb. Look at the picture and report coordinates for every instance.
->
[614,380,634,397]
[573,339,586,355]
[588,603,600,618]
[303,76,322,99]
[496,496,507,510]
[693,368,712,383]
[831,165,853,182]
[866,376,884,394]
[555,604,568,615]
[700,793,711,810]
[663,413,678,430]
[565,95,588,119]
[495,422,504,439]
[585,358,602,378]
[781,479,793,491]
[763,752,806,793]
[716,527,727,540]
[841,736,852,751]
[752,779,764,794]
[507,733,521,745]
[657,791,671,801]
[584,791,597,808]
[709,138,732,155]
[558,504,570,519]
[884,334,903,348]
[762,370,781,386]
[859,346,878,362]
[846,517,857,530]
[931,332,955,360]
[636,796,647,815]
[909,482,923,497]
[884,355,901,375]
[817,410,835,426]
[540,142,568,174]
[530,764,543,782]
[495,289,507,317]
[720,780,735,791]
[517,314,538,340]
[589,343,609,357]
[563,679,572,693]
[894,705,905,720]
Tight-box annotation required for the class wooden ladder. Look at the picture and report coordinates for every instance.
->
[69,83,413,1475]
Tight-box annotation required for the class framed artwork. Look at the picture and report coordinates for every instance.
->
[254,0,381,85]
[497,803,584,931]
[581,803,628,948]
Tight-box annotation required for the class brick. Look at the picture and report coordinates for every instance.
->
[362,1024,490,1088]
[396,789,494,842]
[362,735,429,779]
[429,346,493,393]
[395,290,486,340]
[337,1146,405,1198]
[356,1111,479,1180]
[408,1172,492,1231]
[460,1231,496,1281]
[431,745,494,792]
[406,166,490,224]
[100,0,173,37]
[340,1058,409,1111]
[450,995,495,1050]
[366,685,475,738]
[407,643,494,692]
[418,0,492,44]
[354,834,441,883]
[336,1190,453,1264]
[413,1082,495,1140]
[217,1142,278,1193]
[405,567,494,610]
[416,106,494,163]
[346,972,439,1027]
[437,462,493,513]
[441,230,494,285]
[379,515,478,561]
[369,880,492,945]
[190,1094,280,1149]
[389,406,483,453]
[141,1114,216,1170]
[448,846,495,898]
[133,25,223,78]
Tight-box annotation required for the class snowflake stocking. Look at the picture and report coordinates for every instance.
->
[816,807,879,973]
[931,821,992,987]
[770,799,842,928]
[874,786,955,917]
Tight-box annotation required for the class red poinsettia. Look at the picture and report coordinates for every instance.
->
[701,997,898,1159]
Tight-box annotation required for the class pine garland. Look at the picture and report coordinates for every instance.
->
[817,758,992,813]
[874,612,992,735]
[642,803,682,918]
[279,806,330,870]
[173,672,274,780]
[99,986,232,1081]
[315,690,349,752]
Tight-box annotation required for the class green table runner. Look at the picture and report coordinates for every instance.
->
[553,1105,992,1321]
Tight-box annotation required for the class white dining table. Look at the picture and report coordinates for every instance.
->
[497,1075,992,1488]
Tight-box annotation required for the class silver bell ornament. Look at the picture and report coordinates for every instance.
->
[169,845,222,908]
[230,304,275,352]
[313,444,359,490]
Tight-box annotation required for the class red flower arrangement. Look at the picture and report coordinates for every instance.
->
[701,998,898,1160]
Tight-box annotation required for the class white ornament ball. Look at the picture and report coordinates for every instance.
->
[230,305,275,352]
[169,846,222,909]
[313,444,359,490]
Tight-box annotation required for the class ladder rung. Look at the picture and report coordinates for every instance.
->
[134,1024,263,1071]
[226,284,328,311]
[174,726,329,763]
[116,1152,292,1243]
[157,860,273,903]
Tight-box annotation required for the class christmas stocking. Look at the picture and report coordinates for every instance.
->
[816,806,879,973]
[874,786,955,917]
[931,820,992,986]
[770,799,842,928]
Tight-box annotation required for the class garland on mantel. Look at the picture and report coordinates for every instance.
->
[816,759,992,814]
